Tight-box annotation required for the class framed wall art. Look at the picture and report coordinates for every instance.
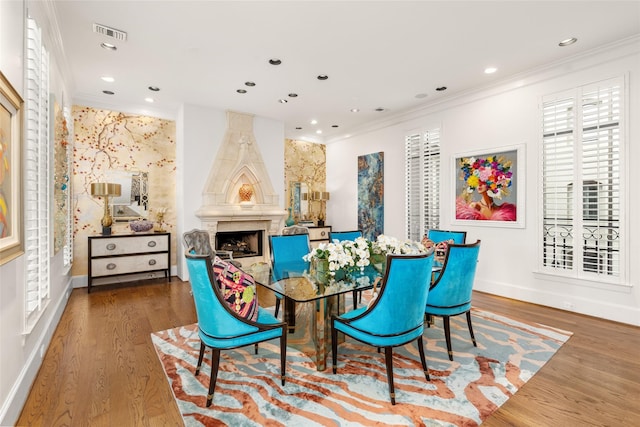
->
[452,144,525,228]
[0,72,24,264]
[358,152,384,240]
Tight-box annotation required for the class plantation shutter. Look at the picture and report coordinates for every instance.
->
[24,16,51,331]
[541,78,623,281]
[405,128,441,242]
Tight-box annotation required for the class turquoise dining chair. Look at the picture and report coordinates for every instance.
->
[331,253,435,405]
[427,229,467,244]
[184,252,287,407]
[425,240,481,361]
[269,234,311,318]
[329,230,364,309]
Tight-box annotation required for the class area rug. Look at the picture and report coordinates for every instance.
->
[151,308,572,426]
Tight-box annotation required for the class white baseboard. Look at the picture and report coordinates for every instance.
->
[0,278,74,426]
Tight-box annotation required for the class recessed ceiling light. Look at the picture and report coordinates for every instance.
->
[317,75,329,80]
[237,89,247,94]
[288,93,298,97]
[101,76,114,83]
[145,97,154,103]
[245,81,256,87]
[269,58,282,65]
[436,86,447,91]
[310,119,318,125]
[559,37,578,47]
[102,90,115,95]
[316,130,323,134]
[484,67,498,74]
[148,86,160,91]
[350,108,359,113]
[278,99,288,103]
[375,107,385,112]
[100,42,117,51]
[415,93,428,99]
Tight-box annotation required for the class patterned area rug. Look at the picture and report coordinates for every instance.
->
[151,307,571,426]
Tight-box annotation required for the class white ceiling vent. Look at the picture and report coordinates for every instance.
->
[93,23,127,41]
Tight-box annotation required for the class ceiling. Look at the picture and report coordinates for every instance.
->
[50,1,640,143]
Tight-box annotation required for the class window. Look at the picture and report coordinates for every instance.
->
[541,78,624,282]
[24,16,51,331]
[405,128,441,241]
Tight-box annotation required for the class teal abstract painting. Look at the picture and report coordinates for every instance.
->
[358,152,384,240]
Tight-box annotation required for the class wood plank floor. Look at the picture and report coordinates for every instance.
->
[16,277,640,426]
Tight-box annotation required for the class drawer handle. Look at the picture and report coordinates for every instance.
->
[106,243,116,251]
[148,241,157,248]
[106,263,117,270]
[148,259,157,266]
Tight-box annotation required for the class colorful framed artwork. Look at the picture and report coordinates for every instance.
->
[452,144,525,228]
[358,152,384,240]
[0,72,24,264]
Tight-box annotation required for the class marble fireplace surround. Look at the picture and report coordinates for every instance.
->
[196,111,285,265]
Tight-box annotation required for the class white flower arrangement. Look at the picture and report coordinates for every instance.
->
[303,236,371,276]
[370,234,430,256]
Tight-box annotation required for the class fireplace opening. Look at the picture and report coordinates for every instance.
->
[215,230,263,259]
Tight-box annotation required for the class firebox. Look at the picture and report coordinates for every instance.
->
[215,230,263,259]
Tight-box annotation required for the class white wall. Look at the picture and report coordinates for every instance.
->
[327,39,640,326]
[0,1,75,424]
[176,106,285,279]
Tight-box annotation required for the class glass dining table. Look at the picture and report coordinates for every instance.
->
[246,261,381,371]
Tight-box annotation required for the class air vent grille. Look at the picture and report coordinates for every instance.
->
[93,23,127,41]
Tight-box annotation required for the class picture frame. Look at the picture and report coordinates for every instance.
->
[452,144,525,228]
[0,72,24,264]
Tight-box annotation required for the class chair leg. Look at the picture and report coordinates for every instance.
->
[195,342,206,375]
[417,336,430,381]
[274,298,281,318]
[384,347,396,405]
[254,343,259,354]
[466,310,477,347]
[280,326,287,386]
[331,321,339,374]
[443,316,454,361]
[206,349,221,407]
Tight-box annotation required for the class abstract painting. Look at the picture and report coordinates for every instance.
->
[358,152,384,240]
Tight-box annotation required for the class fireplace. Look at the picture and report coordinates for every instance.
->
[215,230,263,259]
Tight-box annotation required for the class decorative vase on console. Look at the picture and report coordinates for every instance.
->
[285,207,295,226]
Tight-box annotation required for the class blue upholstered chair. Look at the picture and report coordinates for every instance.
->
[331,253,435,405]
[329,230,364,309]
[425,240,481,361]
[269,234,311,318]
[427,229,467,244]
[329,230,363,242]
[184,253,287,407]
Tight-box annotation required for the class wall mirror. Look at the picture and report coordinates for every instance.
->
[106,170,149,221]
[290,181,309,222]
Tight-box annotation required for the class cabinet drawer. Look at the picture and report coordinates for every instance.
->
[308,227,331,241]
[91,254,169,277]
[91,235,169,256]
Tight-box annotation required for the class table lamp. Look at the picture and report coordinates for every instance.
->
[312,191,330,226]
[91,182,122,235]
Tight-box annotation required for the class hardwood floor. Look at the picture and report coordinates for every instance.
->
[16,278,640,426]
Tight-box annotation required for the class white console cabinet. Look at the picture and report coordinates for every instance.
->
[308,226,331,248]
[88,232,171,292]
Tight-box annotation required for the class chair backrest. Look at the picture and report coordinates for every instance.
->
[282,225,309,235]
[183,229,214,255]
[428,240,481,309]
[269,234,311,264]
[428,229,467,244]
[349,253,434,336]
[329,230,363,242]
[184,253,260,338]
